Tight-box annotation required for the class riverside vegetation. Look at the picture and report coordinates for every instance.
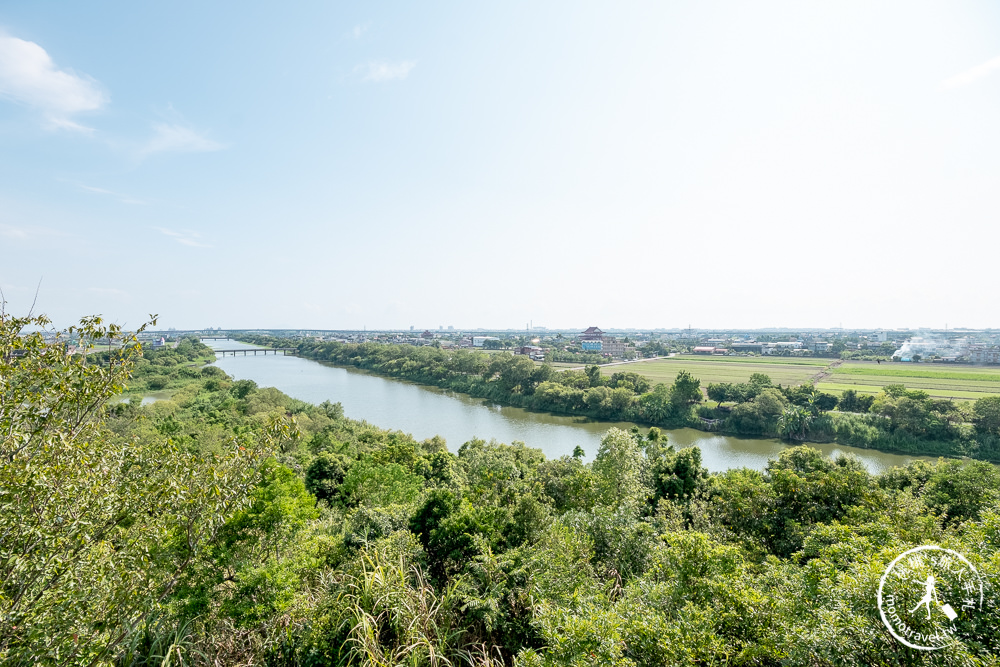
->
[5,315,1000,666]
[238,336,1000,462]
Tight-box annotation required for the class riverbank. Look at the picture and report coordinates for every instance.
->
[207,339,936,473]
[231,336,999,463]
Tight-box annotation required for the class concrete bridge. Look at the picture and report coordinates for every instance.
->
[214,348,297,357]
[200,336,231,341]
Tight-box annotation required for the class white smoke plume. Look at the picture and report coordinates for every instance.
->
[893,335,970,361]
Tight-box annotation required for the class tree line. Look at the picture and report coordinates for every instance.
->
[239,336,1000,461]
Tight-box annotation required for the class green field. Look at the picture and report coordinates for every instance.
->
[832,364,1000,382]
[668,355,832,366]
[816,361,1000,401]
[814,382,993,401]
[597,357,826,386]
[545,361,585,369]
[585,356,1000,402]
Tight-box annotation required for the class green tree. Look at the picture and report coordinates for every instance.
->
[231,378,258,399]
[592,428,647,510]
[923,460,1000,522]
[973,396,1000,435]
[609,371,650,394]
[838,389,862,412]
[706,383,731,406]
[637,384,675,423]
[0,313,284,666]
[339,459,423,508]
[670,370,702,406]
[304,451,350,502]
[649,445,708,503]
[728,388,787,435]
[777,405,812,440]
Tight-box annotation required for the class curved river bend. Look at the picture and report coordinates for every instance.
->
[208,341,931,474]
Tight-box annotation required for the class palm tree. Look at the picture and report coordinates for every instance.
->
[778,405,812,440]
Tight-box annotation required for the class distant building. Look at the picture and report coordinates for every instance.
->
[580,326,604,352]
[579,327,635,358]
[969,346,1000,364]
[693,346,716,354]
[765,341,803,354]
[731,342,765,354]
[421,330,434,339]
[603,338,633,357]
[152,337,166,348]
[473,336,500,347]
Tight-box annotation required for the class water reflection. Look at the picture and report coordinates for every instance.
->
[207,339,932,474]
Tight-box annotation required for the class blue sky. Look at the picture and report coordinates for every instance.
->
[2,2,999,330]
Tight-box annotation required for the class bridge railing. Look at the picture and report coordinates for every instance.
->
[213,348,297,357]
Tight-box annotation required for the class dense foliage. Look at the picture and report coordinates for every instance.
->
[239,337,1000,461]
[1,315,284,666]
[7,319,1000,665]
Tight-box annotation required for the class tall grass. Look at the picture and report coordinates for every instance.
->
[116,617,205,667]
[332,553,503,667]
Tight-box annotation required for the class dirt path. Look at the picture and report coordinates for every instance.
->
[810,359,842,384]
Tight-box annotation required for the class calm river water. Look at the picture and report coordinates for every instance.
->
[208,340,930,474]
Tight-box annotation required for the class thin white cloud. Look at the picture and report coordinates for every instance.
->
[154,227,211,248]
[942,55,1000,90]
[0,33,106,131]
[357,60,416,82]
[0,223,28,239]
[348,23,370,40]
[139,123,224,157]
[0,223,68,240]
[78,184,145,205]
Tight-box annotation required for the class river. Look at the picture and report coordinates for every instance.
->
[207,340,931,474]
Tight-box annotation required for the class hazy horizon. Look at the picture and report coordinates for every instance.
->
[134,323,992,334]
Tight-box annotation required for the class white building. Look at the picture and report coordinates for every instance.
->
[473,336,500,347]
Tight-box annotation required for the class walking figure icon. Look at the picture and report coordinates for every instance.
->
[909,575,958,621]
[910,575,939,618]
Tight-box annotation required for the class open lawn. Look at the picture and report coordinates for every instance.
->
[598,357,827,386]
[584,356,1000,402]
[814,382,991,402]
[832,363,1000,382]
[817,361,1000,401]
[545,361,585,369]
[668,354,832,366]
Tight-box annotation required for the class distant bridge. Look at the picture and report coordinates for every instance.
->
[214,348,297,357]
[200,336,232,341]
